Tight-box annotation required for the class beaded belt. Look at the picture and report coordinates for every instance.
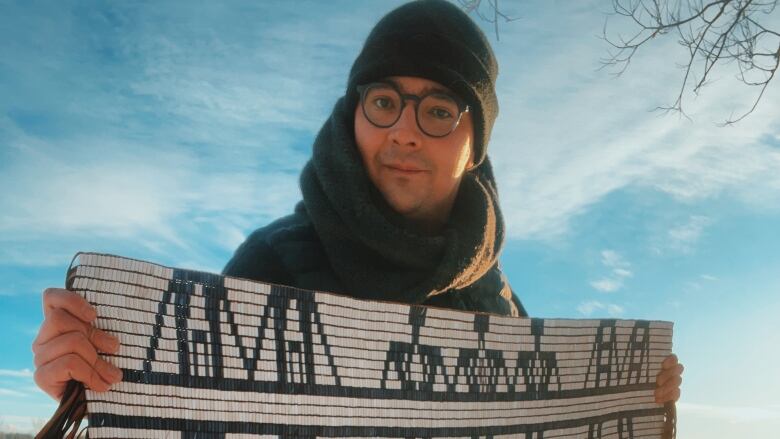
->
[39,252,675,438]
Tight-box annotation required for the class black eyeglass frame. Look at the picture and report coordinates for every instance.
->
[356,82,470,138]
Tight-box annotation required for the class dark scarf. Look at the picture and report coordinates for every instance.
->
[300,97,506,305]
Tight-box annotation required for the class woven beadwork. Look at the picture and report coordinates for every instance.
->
[66,252,675,438]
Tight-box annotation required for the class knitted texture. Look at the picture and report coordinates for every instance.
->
[299,96,510,310]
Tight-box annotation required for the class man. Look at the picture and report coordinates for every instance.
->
[222,0,522,318]
[32,0,683,409]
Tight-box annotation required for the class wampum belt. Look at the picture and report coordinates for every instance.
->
[38,252,676,439]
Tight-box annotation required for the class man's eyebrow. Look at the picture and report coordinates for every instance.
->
[384,78,451,96]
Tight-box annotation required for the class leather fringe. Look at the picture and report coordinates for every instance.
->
[36,254,89,439]
[35,380,87,439]
[662,401,677,439]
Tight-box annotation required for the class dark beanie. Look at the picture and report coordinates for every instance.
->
[345,0,498,167]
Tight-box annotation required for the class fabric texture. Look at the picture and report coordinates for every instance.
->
[345,0,498,167]
[223,96,525,317]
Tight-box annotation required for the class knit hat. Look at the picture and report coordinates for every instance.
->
[345,0,499,167]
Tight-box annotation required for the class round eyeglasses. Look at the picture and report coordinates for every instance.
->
[356,82,469,137]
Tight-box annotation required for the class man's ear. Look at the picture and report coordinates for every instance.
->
[464,146,476,172]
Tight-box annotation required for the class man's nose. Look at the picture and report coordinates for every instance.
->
[388,102,423,147]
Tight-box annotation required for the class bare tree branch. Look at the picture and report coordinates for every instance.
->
[457,0,520,41]
[602,0,780,124]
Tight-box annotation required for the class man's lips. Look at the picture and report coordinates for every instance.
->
[383,163,428,173]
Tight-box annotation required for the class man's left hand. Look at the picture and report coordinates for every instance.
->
[655,353,684,404]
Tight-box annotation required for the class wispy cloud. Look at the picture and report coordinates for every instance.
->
[601,250,631,272]
[0,415,49,434]
[666,215,713,254]
[0,1,375,269]
[590,278,622,293]
[0,132,302,268]
[0,369,33,378]
[669,215,712,243]
[577,300,625,317]
[590,250,633,293]
[678,402,780,423]
[488,3,780,241]
[0,368,56,429]
[0,388,27,397]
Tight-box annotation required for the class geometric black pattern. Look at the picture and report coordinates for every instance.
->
[65,253,676,439]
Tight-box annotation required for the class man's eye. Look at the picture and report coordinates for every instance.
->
[373,97,394,109]
[430,108,453,119]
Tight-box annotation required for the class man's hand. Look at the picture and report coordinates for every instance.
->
[32,288,123,401]
[655,353,684,404]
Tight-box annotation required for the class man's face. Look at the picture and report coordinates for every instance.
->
[354,76,474,228]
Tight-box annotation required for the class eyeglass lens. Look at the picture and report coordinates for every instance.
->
[362,84,461,137]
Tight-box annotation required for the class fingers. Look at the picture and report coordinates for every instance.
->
[42,288,96,322]
[90,326,120,353]
[661,353,679,369]
[658,374,682,392]
[33,307,88,348]
[33,331,119,371]
[35,340,122,386]
[33,287,123,401]
[33,308,118,353]
[655,354,684,403]
[655,377,682,403]
[31,323,123,402]
[656,363,685,387]
[34,354,120,400]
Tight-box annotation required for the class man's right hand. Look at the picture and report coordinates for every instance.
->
[32,288,123,401]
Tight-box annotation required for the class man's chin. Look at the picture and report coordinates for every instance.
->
[386,199,420,216]
[381,192,423,216]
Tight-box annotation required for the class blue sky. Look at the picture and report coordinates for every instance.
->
[1,0,779,436]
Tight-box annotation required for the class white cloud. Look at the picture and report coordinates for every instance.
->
[0,2,354,269]
[0,369,34,378]
[590,278,622,293]
[0,415,49,434]
[669,215,711,243]
[601,250,632,272]
[590,249,633,293]
[120,2,369,140]
[577,300,624,317]
[666,215,713,254]
[0,388,27,397]
[488,2,780,241]
[678,402,780,423]
[676,403,780,438]
[0,130,301,268]
[577,301,600,316]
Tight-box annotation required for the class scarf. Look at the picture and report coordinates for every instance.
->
[299,97,506,305]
